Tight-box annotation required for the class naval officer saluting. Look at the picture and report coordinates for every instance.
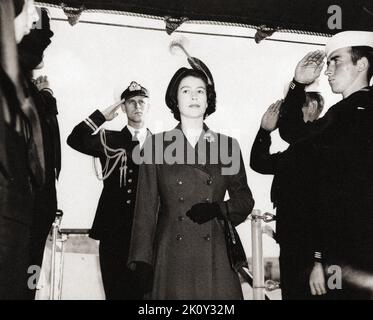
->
[67,81,151,299]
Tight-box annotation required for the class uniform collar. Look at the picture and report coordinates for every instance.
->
[125,125,149,148]
[126,125,147,137]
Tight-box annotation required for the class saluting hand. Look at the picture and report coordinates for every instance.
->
[294,50,325,85]
[260,100,282,132]
[34,75,51,92]
[102,98,125,121]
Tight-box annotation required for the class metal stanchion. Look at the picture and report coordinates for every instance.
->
[251,209,265,300]
[249,210,280,300]
[50,210,63,300]
[56,233,67,300]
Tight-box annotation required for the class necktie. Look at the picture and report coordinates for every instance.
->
[133,130,140,142]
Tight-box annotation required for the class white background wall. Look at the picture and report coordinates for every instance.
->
[38,7,343,258]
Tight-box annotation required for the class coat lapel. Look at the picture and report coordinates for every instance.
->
[178,123,219,177]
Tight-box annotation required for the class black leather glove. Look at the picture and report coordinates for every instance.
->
[186,202,223,224]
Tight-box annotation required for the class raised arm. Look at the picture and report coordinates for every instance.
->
[250,100,282,174]
[279,50,326,143]
[66,99,124,157]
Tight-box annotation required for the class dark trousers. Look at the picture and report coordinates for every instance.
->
[99,237,145,300]
[0,216,31,300]
[25,187,56,299]
[0,178,33,300]
[279,246,315,300]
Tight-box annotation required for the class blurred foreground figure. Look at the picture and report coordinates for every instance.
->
[0,0,41,299]
[18,7,61,299]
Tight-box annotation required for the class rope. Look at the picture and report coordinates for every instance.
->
[93,129,128,187]
[35,2,331,38]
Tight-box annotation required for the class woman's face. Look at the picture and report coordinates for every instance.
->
[14,0,39,44]
[177,75,208,120]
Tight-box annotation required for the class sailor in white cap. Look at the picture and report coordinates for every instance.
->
[278,31,373,299]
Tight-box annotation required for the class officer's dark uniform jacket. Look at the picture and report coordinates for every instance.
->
[67,110,151,241]
[279,80,373,274]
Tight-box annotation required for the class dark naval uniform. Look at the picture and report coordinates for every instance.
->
[27,83,61,299]
[279,80,373,299]
[67,110,150,299]
[250,128,319,300]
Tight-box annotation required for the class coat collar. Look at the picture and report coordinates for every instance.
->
[171,122,219,176]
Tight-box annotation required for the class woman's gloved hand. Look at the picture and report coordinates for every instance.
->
[186,202,223,224]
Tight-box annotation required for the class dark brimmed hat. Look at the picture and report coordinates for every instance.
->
[18,7,54,72]
[165,67,209,109]
[187,56,214,87]
[120,81,149,101]
[165,67,216,121]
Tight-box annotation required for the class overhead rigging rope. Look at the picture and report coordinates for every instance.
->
[35,1,331,44]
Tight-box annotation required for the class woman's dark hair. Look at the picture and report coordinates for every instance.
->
[165,68,216,121]
[350,46,373,82]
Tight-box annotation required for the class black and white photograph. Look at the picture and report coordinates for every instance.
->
[0,0,373,304]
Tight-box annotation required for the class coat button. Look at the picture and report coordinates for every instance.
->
[179,196,184,202]
[176,234,183,241]
[126,200,131,204]
[204,234,211,241]
[207,178,213,185]
[203,198,211,203]
[177,180,183,185]
[129,169,133,173]
[128,179,133,183]
[127,189,132,193]
[178,216,185,222]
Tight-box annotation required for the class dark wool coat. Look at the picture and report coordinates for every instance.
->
[128,124,254,300]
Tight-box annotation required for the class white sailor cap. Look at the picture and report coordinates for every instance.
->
[325,31,373,59]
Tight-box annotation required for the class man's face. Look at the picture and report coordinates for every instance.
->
[121,95,150,124]
[324,47,361,97]
[177,76,208,120]
[14,0,39,43]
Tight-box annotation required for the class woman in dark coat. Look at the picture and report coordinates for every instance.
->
[128,64,254,300]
